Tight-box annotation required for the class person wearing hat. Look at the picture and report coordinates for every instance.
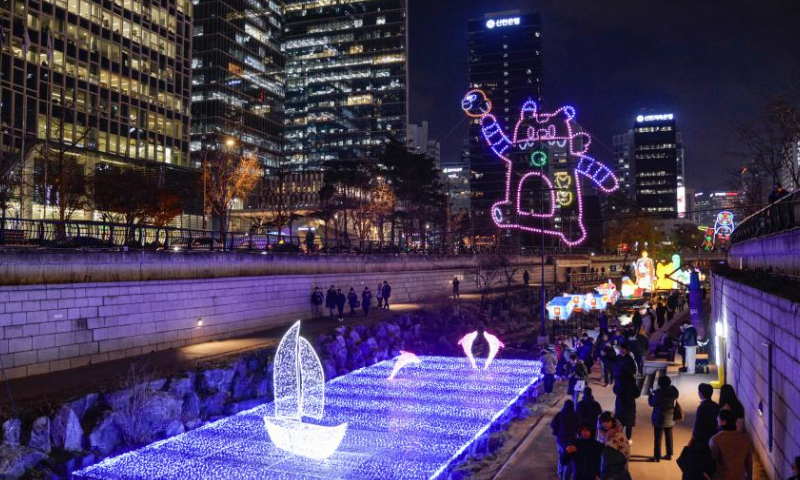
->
[541,345,558,394]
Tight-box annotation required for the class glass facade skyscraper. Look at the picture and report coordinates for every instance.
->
[283,0,407,170]
[1,0,194,219]
[467,11,543,239]
[190,0,284,172]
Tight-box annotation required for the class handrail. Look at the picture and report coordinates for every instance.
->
[731,189,799,244]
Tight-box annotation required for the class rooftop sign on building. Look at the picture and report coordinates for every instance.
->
[636,114,674,123]
[486,17,521,28]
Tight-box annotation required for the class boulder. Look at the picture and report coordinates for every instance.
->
[168,376,195,399]
[200,369,235,394]
[66,393,99,421]
[164,420,184,438]
[136,392,182,434]
[51,406,83,452]
[2,418,21,446]
[0,445,47,479]
[231,373,255,401]
[88,412,122,456]
[181,392,201,425]
[348,330,361,344]
[201,392,227,417]
[27,417,51,454]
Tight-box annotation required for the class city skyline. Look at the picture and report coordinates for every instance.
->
[409,0,800,191]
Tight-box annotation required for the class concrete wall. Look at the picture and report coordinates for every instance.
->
[0,261,554,381]
[728,228,800,276]
[712,273,800,480]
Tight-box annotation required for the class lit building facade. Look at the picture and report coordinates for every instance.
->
[190,0,284,173]
[407,121,440,166]
[693,190,738,226]
[0,0,195,220]
[467,11,542,238]
[615,113,685,218]
[283,0,407,170]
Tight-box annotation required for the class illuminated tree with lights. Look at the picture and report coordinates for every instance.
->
[203,149,260,241]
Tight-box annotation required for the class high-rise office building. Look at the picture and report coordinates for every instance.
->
[614,113,685,218]
[282,0,407,170]
[407,121,440,165]
[1,0,195,220]
[467,11,542,238]
[190,0,284,174]
[693,190,738,226]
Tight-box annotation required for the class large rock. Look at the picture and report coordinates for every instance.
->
[136,392,182,434]
[2,419,21,446]
[168,376,195,399]
[67,393,99,421]
[200,369,235,394]
[181,392,201,426]
[27,417,51,454]
[89,412,122,456]
[231,373,255,401]
[164,420,184,438]
[51,406,83,452]
[201,392,227,417]
[0,445,47,479]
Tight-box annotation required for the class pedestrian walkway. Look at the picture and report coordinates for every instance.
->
[496,366,713,480]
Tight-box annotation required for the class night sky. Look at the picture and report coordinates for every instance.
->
[408,0,800,190]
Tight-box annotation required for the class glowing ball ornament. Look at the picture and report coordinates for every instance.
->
[263,321,347,460]
[460,90,619,246]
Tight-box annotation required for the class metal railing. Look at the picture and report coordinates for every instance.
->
[731,190,799,244]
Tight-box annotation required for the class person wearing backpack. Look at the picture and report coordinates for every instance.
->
[310,287,324,319]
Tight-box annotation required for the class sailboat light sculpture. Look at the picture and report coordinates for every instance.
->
[264,321,347,459]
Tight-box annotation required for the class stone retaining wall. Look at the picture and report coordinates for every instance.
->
[728,228,800,275]
[0,264,554,380]
[712,273,800,480]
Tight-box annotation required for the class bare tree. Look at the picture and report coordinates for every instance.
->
[473,255,504,306]
[497,255,518,294]
[203,149,260,240]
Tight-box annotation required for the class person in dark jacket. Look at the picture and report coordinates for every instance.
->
[452,276,460,299]
[598,312,609,335]
[335,288,346,322]
[381,281,392,309]
[565,423,603,480]
[680,323,699,374]
[347,288,358,317]
[361,287,372,316]
[614,370,640,440]
[376,282,384,309]
[648,375,680,461]
[551,399,579,480]
[523,269,530,287]
[597,411,632,480]
[568,355,589,406]
[692,383,720,447]
[677,441,717,480]
[311,287,324,318]
[615,344,638,378]
[632,311,643,335]
[601,344,617,387]
[577,387,603,428]
[325,285,337,319]
[718,384,745,432]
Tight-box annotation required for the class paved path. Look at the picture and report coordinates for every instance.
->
[495,364,714,480]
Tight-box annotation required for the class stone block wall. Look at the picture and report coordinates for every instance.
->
[712,273,800,480]
[728,228,800,276]
[0,264,554,380]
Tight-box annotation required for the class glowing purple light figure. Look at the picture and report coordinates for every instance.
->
[461,89,619,246]
[458,330,505,370]
[387,351,422,380]
[458,331,479,369]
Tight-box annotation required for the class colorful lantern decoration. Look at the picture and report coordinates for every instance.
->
[546,296,574,320]
[461,90,619,246]
[387,351,422,381]
[634,251,656,292]
[620,276,639,299]
[457,330,505,370]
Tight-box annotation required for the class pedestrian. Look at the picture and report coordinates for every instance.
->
[335,288,346,322]
[551,399,579,480]
[613,370,640,440]
[523,269,530,287]
[376,282,384,309]
[788,456,800,480]
[305,230,315,253]
[601,344,617,387]
[568,355,589,406]
[362,287,372,316]
[632,311,643,335]
[598,311,609,335]
[578,333,594,371]
[692,383,720,447]
[325,285,337,320]
[311,287,324,318]
[677,441,717,480]
[718,384,745,432]
[597,411,632,480]
[347,288,359,317]
[577,387,602,428]
[648,375,680,462]
[656,302,667,330]
[710,409,753,480]
[615,343,638,378]
[541,346,557,394]
[452,276,460,299]
[382,280,392,309]
[564,423,603,480]
[680,323,699,374]
[768,182,788,203]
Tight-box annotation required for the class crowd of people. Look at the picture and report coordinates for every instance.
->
[545,323,758,480]
[310,281,392,322]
